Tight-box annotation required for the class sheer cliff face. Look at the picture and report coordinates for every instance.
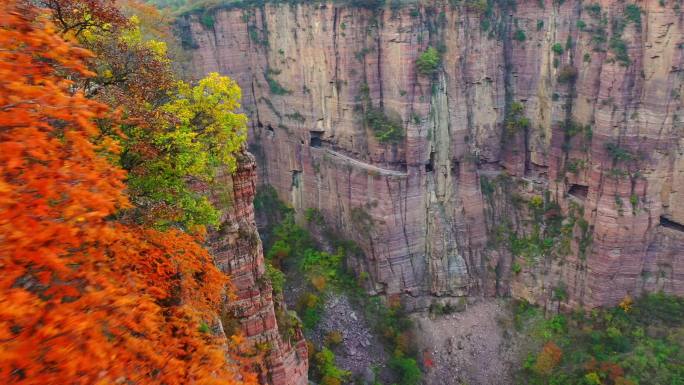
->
[208,153,307,385]
[186,0,684,309]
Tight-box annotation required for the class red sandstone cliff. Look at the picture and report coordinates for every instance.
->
[208,152,308,385]
[183,0,683,310]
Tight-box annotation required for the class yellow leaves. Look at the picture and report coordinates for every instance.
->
[147,39,168,59]
[619,295,633,312]
[118,16,168,63]
[161,73,247,173]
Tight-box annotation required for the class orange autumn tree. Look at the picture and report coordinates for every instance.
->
[533,341,563,376]
[0,2,256,384]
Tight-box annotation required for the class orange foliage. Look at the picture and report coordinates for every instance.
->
[586,358,629,384]
[0,2,256,384]
[533,341,563,375]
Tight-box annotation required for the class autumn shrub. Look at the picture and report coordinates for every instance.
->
[297,292,323,329]
[311,274,328,291]
[313,347,351,385]
[533,341,563,375]
[325,330,344,347]
[42,0,248,231]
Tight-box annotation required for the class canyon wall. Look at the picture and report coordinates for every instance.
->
[207,152,308,385]
[184,0,684,309]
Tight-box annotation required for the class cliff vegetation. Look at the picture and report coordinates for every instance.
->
[0,1,258,384]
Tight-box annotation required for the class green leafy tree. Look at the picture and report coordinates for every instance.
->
[125,72,247,229]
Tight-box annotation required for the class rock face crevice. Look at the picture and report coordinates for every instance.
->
[185,0,683,309]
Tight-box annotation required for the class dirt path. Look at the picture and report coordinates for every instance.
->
[412,299,528,385]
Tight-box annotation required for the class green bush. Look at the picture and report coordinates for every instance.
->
[389,356,422,385]
[505,101,530,135]
[200,12,215,28]
[266,262,285,294]
[264,71,291,95]
[605,142,635,162]
[514,29,526,42]
[365,107,404,143]
[551,43,564,55]
[625,4,642,27]
[415,46,441,76]
[585,3,602,17]
[304,207,325,225]
[313,347,351,384]
[610,36,630,65]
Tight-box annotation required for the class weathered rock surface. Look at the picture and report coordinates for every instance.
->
[185,0,684,309]
[207,152,308,385]
[412,299,526,385]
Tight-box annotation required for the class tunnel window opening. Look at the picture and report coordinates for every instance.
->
[266,124,274,133]
[568,184,589,200]
[660,215,684,232]
[425,152,435,173]
[451,160,460,178]
[291,170,301,189]
[310,131,323,147]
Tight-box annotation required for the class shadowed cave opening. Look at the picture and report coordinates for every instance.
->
[309,130,323,147]
[291,170,301,188]
[568,184,589,200]
[426,152,435,172]
[660,215,684,232]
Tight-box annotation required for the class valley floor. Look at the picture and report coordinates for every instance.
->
[413,299,532,385]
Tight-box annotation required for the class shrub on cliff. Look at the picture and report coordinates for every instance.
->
[365,106,405,143]
[552,42,564,55]
[557,65,578,83]
[416,46,442,76]
[505,101,531,135]
[514,29,527,42]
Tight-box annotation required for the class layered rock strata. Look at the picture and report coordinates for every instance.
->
[184,0,684,309]
[208,152,308,385]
